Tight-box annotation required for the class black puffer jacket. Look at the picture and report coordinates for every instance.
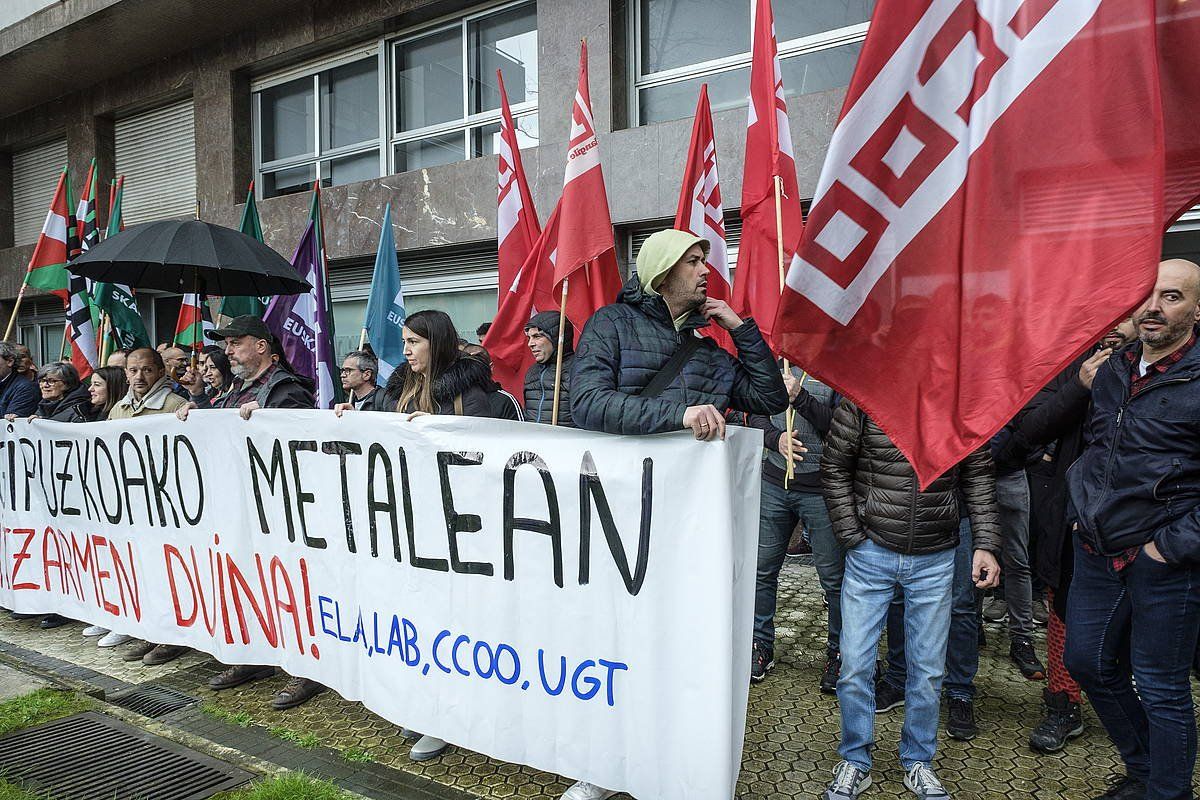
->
[822,401,1002,555]
[374,355,499,417]
[524,310,574,426]
[37,384,92,422]
[570,276,787,434]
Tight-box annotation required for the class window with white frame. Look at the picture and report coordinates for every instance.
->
[254,47,384,198]
[632,0,874,125]
[391,0,538,173]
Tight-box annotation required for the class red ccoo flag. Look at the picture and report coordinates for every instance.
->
[735,0,804,351]
[483,203,561,396]
[496,69,542,298]
[552,40,622,334]
[675,84,734,354]
[775,0,1200,487]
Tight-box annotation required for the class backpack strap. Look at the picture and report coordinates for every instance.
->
[640,334,704,399]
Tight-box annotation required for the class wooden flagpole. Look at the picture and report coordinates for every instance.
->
[3,283,30,341]
[774,175,796,487]
[551,278,570,426]
[358,328,367,350]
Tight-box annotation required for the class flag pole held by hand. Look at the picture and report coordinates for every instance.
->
[551,277,570,426]
[774,175,796,486]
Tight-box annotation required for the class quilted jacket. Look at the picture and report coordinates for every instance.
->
[570,275,787,434]
[821,400,1002,555]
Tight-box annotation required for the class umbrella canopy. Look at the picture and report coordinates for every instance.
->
[69,219,311,296]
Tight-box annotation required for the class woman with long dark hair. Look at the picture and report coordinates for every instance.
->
[70,366,129,422]
[375,309,495,416]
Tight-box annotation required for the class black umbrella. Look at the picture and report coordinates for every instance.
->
[69,219,311,296]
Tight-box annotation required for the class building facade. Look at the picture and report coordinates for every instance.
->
[1,0,1195,365]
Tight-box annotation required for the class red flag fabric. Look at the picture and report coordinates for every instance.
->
[496,69,542,296]
[734,0,804,350]
[775,0,1200,488]
[675,84,734,355]
[552,41,622,332]
[483,204,561,396]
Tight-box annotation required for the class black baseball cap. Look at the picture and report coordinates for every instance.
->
[206,315,274,342]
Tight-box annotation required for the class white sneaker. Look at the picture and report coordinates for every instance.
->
[98,632,132,647]
[904,763,950,799]
[560,781,616,800]
[408,734,446,762]
[82,625,108,637]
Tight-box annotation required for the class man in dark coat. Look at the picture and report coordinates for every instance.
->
[820,402,1001,800]
[558,229,786,800]
[524,310,574,426]
[1064,260,1200,800]
[0,341,39,417]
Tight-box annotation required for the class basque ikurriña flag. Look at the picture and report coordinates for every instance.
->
[774,0,1200,487]
[675,84,734,355]
[22,168,72,302]
[265,184,338,408]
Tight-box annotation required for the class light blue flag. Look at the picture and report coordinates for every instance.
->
[364,203,406,381]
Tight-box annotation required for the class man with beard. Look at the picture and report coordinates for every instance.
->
[1065,259,1200,800]
[177,316,320,708]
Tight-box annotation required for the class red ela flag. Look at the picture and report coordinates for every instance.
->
[734,0,804,350]
[675,85,735,355]
[552,40,622,335]
[775,0,1200,488]
[483,203,560,396]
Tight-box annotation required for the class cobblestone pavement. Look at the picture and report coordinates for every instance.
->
[1,560,1188,800]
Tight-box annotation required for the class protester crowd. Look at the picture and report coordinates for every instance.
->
[1,231,1197,800]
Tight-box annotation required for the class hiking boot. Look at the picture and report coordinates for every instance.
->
[208,664,276,690]
[560,781,616,800]
[751,640,774,683]
[143,644,188,665]
[875,677,905,713]
[904,763,950,799]
[1010,635,1046,680]
[823,761,871,799]
[122,640,157,662]
[1091,774,1146,799]
[270,676,326,710]
[820,651,840,695]
[946,696,977,741]
[1029,690,1084,753]
[982,595,1008,623]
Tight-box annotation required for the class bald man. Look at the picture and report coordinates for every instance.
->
[1064,259,1200,800]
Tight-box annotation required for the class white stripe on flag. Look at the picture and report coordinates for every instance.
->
[41,211,68,244]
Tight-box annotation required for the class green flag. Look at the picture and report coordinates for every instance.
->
[93,177,151,351]
[219,183,270,318]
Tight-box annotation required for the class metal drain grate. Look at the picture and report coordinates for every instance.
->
[0,711,252,800]
[107,684,199,718]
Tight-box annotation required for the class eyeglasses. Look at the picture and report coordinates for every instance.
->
[339,367,361,374]
[38,378,63,386]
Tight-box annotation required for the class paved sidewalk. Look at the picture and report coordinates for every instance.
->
[1,562,1186,800]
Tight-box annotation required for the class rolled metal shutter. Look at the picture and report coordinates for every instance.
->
[114,100,196,225]
[11,137,68,246]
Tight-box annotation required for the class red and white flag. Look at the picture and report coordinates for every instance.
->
[553,40,622,335]
[496,69,542,299]
[775,0,1200,487]
[735,0,804,350]
[483,203,561,397]
[675,84,735,354]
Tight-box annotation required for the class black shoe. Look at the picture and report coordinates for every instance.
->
[1031,596,1049,627]
[39,614,69,629]
[1010,635,1046,680]
[142,644,188,666]
[208,664,276,690]
[874,677,904,713]
[946,696,977,741]
[121,640,157,662]
[751,640,774,683]
[10,611,39,620]
[271,676,327,710]
[1091,774,1146,800]
[820,652,840,695]
[1029,690,1084,754]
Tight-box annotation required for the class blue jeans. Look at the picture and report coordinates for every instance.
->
[883,518,979,699]
[1064,538,1200,800]
[838,538,955,772]
[755,479,841,653]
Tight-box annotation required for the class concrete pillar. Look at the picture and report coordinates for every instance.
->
[194,60,253,215]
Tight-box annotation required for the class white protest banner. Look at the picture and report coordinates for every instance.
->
[0,411,761,800]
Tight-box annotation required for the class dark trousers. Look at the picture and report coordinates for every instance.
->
[1064,538,1200,800]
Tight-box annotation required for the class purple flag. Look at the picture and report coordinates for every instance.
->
[264,217,337,408]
